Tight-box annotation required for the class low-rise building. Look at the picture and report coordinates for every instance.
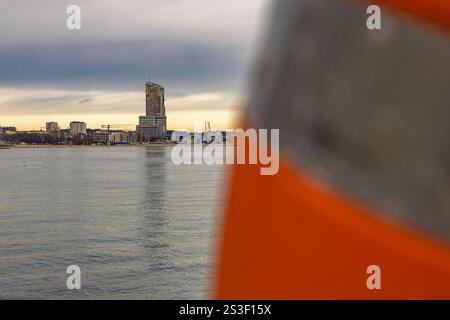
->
[92,130,110,144]
[0,126,17,133]
[109,131,130,144]
[46,122,59,134]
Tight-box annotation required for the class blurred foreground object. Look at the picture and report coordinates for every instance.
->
[215,0,450,299]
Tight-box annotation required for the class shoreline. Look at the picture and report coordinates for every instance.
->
[10,144,176,149]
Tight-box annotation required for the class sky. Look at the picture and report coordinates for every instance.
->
[0,0,269,131]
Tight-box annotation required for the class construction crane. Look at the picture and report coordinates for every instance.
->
[101,124,135,132]
[204,121,211,132]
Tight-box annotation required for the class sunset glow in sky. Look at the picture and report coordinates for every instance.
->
[0,0,268,130]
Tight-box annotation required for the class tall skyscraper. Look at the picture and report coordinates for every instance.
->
[145,82,165,116]
[137,82,167,142]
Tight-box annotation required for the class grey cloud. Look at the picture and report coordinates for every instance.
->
[0,37,252,96]
[0,0,268,118]
[8,94,87,107]
[79,98,94,104]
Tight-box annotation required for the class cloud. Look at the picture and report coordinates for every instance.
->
[0,40,248,93]
[0,0,266,46]
[79,98,94,104]
[168,92,240,112]
[0,0,268,93]
[0,88,239,116]
[0,0,269,126]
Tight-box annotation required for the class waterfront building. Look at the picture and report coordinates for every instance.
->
[109,131,130,144]
[139,115,167,128]
[92,130,110,144]
[137,125,165,142]
[145,82,165,116]
[0,126,17,133]
[69,121,87,136]
[46,122,59,135]
[137,82,167,142]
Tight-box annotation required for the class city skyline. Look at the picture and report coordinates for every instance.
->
[0,0,268,131]
[0,88,243,132]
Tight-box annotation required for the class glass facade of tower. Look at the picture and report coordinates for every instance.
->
[137,82,167,141]
[145,82,166,116]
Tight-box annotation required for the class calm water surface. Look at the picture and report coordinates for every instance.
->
[0,146,227,299]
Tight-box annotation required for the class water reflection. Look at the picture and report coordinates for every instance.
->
[0,146,226,299]
[139,148,171,275]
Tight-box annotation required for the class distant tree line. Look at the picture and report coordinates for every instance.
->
[0,133,65,145]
